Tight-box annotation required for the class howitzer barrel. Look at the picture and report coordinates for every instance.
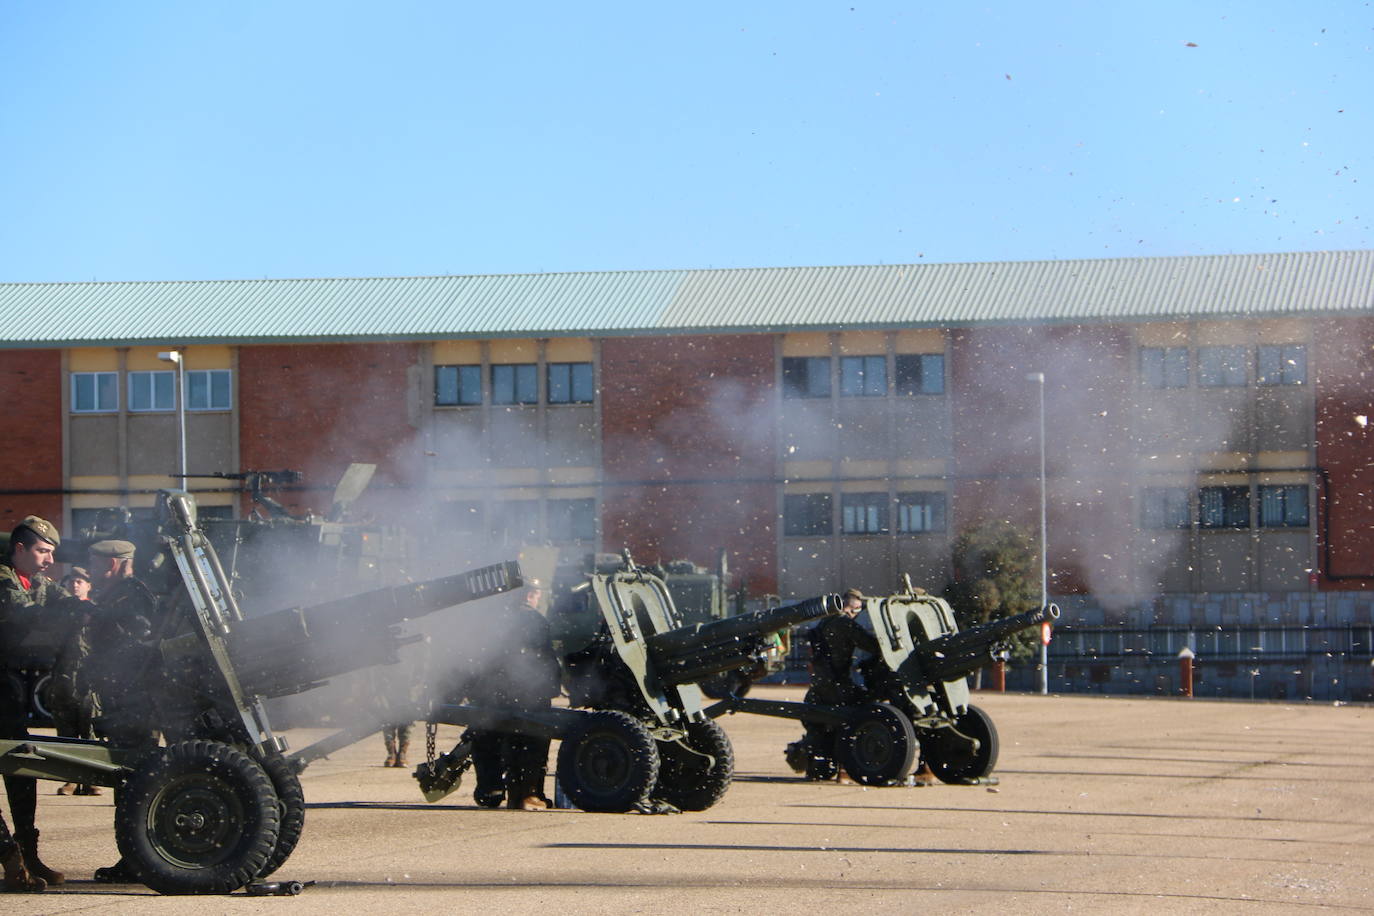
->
[916,603,1059,684]
[228,560,522,697]
[646,594,841,657]
[645,594,841,687]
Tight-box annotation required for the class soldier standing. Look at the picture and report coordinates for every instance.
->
[83,539,162,884]
[0,517,76,892]
[470,579,561,810]
[52,566,100,797]
[787,587,879,783]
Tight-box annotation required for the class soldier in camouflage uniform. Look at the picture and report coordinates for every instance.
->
[51,567,101,796]
[1,517,80,892]
[82,539,164,884]
[470,579,561,811]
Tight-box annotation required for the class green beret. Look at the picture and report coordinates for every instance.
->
[89,539,136,560]
[14,515,60,548]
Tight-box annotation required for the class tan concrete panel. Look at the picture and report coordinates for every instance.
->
[837,330,886,355]
[433,340,482,363]
[68,348,119,371]
[1134,321,1190,346]
[893,328,944,353]
[780,332,829,356]
[489,339,538,361]
[545,338,594,361]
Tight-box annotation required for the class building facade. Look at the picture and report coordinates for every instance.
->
[3,251,1372,697]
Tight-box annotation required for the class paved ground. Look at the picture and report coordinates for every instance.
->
[6,687,1372,914]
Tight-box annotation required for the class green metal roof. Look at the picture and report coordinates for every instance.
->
[2,250,1371,349]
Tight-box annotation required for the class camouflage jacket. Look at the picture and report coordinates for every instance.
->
[0,561,79,669]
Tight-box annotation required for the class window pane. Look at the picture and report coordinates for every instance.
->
[897,492,946,532]
[1199,486,1249,528]
[72,374,94,411]
[440,365,484,405]
[840,356,885,397]
[548,362,594,404]
[1142,487,1190,529]
[1258,344,1306,386]
[784,493,832,536]
[841,492,888,534]
[783,356,830,398]
[129,371,174,411]
[1198,346,1247,387]
[436,366,459,404]
[188,371,209,409]
[571,362,594,402]
[549,498,596,542]
[211,370,231,408]
[1259,485,1309,527]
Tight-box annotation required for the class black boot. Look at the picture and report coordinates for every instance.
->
[93,858,139,884]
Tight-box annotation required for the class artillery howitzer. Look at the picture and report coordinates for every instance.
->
[706,577,1060,786]
[418,552,840,813]
[0,489,522,895]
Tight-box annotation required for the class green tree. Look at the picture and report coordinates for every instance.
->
[944,521,1040,662]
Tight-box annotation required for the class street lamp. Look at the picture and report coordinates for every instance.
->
[1026,371,1048,695]
[158,350,186,486]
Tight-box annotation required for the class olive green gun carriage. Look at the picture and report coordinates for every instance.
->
[414,553,841,813]
[0,489,522,895]
[706,578,1060,786]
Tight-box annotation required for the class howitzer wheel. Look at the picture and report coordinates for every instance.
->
[924,703,999,783]
[652,719,735,811]
[115,740,281,895]
[255,754,305,880]
[556,710,659,813]
[836,702,918,786]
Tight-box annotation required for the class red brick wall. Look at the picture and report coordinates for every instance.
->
[237,343,421,518]
[600,335,778,595]
[1314,316,1374,590]
[0,350,65,530]
[949,324,1135,595]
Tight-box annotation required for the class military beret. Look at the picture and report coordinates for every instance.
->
[14,515,60,547]
[64,566,91,582]
[525,578,544,590]
[842,588,865,602]
[89,539,136,560]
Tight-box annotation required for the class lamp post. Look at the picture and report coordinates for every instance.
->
[1025,371,1048,695]
[158,350,186,486]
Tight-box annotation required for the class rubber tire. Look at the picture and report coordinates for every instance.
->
[255,754,305,880]
[556,710,659,813]
[115,740,280,895]
[836,702,918,786]
[652,719,735,811]
[927,703,1000,784]
[698,670,753,700]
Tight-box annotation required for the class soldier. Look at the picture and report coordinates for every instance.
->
[470,579,561,811]
[786,587,879,783]
[83,539,162,885]
[0,516,77,891]
[51,566,100,797]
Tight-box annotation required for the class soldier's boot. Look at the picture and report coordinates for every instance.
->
[2,840,46,893]
[394,738,409,768]
[93,858,139,884]
[835,769,857,787]
[383,734,397,768]
[15,830,64,887]
[75,785,102,796]
[55,783,77,796]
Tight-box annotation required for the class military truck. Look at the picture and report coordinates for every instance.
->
[0,489,523,895]
[415,553,840,813]
[707,576,1060,786]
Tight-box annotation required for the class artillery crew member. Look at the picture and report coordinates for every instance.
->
[51,566,100,797]
[84,539,163,885]
[0,516,78,892]
[470,578,561,810]
[788,587,880,782]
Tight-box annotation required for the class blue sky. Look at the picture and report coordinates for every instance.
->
[1,1,1369,282]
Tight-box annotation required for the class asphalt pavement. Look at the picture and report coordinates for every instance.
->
[7,686,1371,914]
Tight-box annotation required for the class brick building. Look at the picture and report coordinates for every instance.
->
[3,251,1372,669]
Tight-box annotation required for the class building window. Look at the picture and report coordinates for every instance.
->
[784,493,832,536]
[71,372,118,413]
[1198,346,1248,387]
[436,365,482,406]
[1257,344,1307,386]
[840,356,886,397]
[1140,347,1189,389]
[782,356,830,398]
[186,369,232,411]
[128,370,176,412]
[841,492,888,534]
[894,354,945,395]
[1141,487,1190,529]
[548,498,596,542]
[1199,486,1250,528]
[547,362,594,404]
[896,492,946,532]
[490,499,540,546]
[1259,485,1309,527]
[491,364,538,405]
